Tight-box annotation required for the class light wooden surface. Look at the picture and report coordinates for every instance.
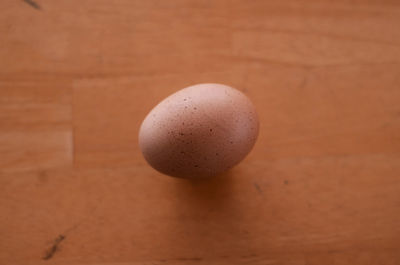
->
[1,0,400,264]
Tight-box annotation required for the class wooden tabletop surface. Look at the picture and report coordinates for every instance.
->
[1,0,400,264]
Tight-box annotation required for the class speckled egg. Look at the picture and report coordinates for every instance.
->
[139,83,259,178]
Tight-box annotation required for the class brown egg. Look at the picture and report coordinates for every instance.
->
[139,83,259,178]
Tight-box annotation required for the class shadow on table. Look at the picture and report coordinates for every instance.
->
[173,170,236,207]
[165,168,259,259]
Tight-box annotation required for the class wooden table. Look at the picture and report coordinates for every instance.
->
[1,0,400,264]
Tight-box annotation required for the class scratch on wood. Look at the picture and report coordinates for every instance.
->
[22,0,41,10]
[43,234,65,260]
[41,210,93,260]
[284,180,289,185]
[253,183,262,194]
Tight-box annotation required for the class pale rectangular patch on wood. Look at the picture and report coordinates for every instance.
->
[0,130,73,173]
[0,80,73,172]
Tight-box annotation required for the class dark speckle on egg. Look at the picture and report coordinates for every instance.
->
[138,83,259,179]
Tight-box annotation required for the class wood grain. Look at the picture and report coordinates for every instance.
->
[1,0,400,264]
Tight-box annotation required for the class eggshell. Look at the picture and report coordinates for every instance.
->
[139,83,259,178]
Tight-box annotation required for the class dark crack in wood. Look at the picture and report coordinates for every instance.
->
[42,234,65,260]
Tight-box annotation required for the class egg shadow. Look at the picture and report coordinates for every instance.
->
[175,169,238,214]
[166,168,258,259]
[173,170,236,207]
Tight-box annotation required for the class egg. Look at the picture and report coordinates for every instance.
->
[139,83,259,178]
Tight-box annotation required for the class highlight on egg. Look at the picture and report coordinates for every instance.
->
[139,83,259,179]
